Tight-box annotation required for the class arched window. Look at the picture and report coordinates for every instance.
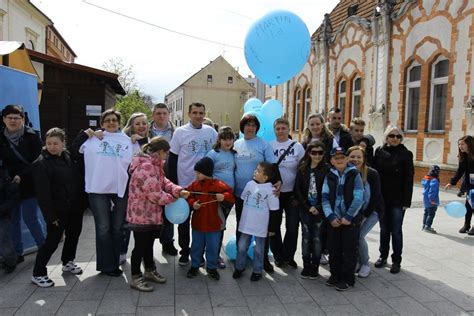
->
[304,87,311,124]
[405,64,421,131]
[352,77,361,119]
[26,40,35,51]
[294,89,302,131]
[338,80,347,121]
[429,58,449,131]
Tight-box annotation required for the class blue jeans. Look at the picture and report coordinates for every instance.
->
[379,206,405,264]
[299,208,322,268]
[423,206,437,228]
[190,229,220,269]
[359,212,379,265]
[88,193,127,272]
[0,218,17,267]
[236,233,265,273]
[10,198,45,255]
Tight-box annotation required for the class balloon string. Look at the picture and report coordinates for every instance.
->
[189,191,218,196]
[199,200,219,205]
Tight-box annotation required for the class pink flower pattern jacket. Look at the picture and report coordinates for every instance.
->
[126,154,182,228]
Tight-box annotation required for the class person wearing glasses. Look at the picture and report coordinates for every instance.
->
[0,105,44,263]
[294,141,329,279]
[372,125,414,274]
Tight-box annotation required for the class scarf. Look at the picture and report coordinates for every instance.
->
[3,127,24,146]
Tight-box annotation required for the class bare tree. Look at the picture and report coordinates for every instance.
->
[102,57,138,95]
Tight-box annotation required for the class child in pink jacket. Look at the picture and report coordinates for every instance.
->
[127,137,189,292]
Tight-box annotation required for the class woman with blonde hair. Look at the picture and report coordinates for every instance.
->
[123,112,149,146]
[301,113,335,162]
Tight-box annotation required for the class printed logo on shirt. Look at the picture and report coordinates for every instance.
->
[187,139,213,154]
[242,189,268,210]
[97,140,129,158]
[235,148,256,161]
[215,161,235,172]
[273,148,295,162]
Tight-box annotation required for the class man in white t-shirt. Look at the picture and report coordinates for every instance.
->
[169,102,217,265]
[269,118,305,268]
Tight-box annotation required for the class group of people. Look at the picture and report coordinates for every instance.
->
[0,102,472,293]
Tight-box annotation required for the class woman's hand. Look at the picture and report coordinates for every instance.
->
[444,183,452,190]
[193,200,201,210]
[272,180,282,197]
[94,130,104,140]
[179,190,190,199]
[12,175,21,184]
[84,128,94,138]
[130,134,142,144]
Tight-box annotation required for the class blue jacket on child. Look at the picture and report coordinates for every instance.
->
[421,176,440,208]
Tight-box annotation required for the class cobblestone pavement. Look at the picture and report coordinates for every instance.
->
[0,186,473,315]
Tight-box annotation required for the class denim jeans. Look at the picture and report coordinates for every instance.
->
[299,208,322,268]
[359,212,379,265]
[270,192,300,262]
[88,193,127,272]
[190,229,220,269]
[423,206,437,228]
[0,218,17,268]
[236,233,265,273]
[10,198,45,255]
[120,219,131,255]
[379,206,405,264]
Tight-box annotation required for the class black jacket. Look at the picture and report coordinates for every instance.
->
[335,129,354,152]
[364,167,385,219]
[450,156,474,193]
[32,150,87,224]
[373,144,414,208]
[0,126,42,198]
[0,162,20,219]
[294,162,330,220]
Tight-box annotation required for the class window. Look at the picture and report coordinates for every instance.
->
[338,80,346,121]
[294,89,301,131]
[54,36,58,46]
[429,59,449,131]
[228,76,233,84]
[207,75,213,83]
[352,77,361,119]
[304,87,311,124]
[405,64,421,131]
[26,40,35,51]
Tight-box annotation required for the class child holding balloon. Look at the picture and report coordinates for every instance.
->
[127,137,189,292]
[186,157,235,281]
[421,165,440,234]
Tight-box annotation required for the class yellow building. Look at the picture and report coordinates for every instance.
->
[165,55,255,131]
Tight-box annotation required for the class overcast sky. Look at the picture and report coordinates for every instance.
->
[31,0,339,101]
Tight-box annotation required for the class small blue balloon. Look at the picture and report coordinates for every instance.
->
[247,241,255,260]
[164,198,190,224]
[225,236,238,260]
[444,201,466,218]
[244,98,263,113]
[244,10,311,86]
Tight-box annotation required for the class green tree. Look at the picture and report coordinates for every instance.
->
[114,91,152,126]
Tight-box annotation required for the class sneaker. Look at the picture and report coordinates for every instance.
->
[179,255,190,266]
[358,264,371,278]
[119,253,127,265]
[232,268,244,279]
[130,275,153,292]
[217,257,226,269]
[162,243,178,256]
[250,272,262,281]
[468,227,474,236]
[459,224,470,233]
[374,258,387,268]
[320,254,328,266]
[287,259,297,269]
[423,227,437,234]
[104,268,123,277]
[62,261,83,275]
[207,269,220,280]
[263,260,274,273]
[187,267,199,278]
[390,263,401,274]
[325,275,338,287]
[31,275,54,288]
[310,266,319,279]
[144,269,167,283]
[300,268,311,279]
[335,282,350,291]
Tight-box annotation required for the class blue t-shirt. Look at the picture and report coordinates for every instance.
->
[206,149,235,190]
[233,137,276,196]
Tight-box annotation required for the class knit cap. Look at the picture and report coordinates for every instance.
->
[428,165,440,177]
[194,157,214,177]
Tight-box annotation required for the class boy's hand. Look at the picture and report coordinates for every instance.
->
[444,183,451,190]
[272,181,282,197]
[309,206,319,215]
[268,232,275,237]
[330,219,341,227]
[215,193,224,202]
[193,201,201,210]
[180,190,190,199]
[340,218,351,226]
[12,175,21,184]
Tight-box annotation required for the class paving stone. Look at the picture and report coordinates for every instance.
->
[66,276,109,301]
[301,282,350,306]
[357,277,406,299]
[384,296,435,315]
[423,301,471,315]
[245,295,287,315]
[55,299,100,315]
[96,289,139,314]
[213,306,252,316]
[209,285,247,308]
[0,308,16,315]
[270,281,313,303]
[14,290,68,316]
[0,283,35,308]
[136,306,175,316]
[392,279,446,303]
[237,277,275,296]
[320,304,362,315]
[175,294,212,315]
[343,290,394,315]
[137,283,174,307]
[283,302,325,315]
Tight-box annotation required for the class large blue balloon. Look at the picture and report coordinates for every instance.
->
[165,198,189,224]
[244,10,311,86]
[225,236,238,260]
[240,99,283,142]
[444,201,466,218]
[244,98,263,113]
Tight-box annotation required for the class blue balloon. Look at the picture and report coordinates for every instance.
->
[444,201,466,218]
[244,98,263,113]
[225,236,238,260]
[164,198,190,224]
[247,242,255,260]
[244,10,311,86]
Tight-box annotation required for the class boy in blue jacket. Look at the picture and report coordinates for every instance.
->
[322,147,364,291]
[421,165,440,234]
